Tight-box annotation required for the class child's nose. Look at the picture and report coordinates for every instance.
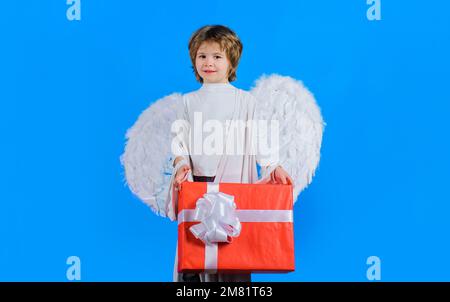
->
[205,57,214,65]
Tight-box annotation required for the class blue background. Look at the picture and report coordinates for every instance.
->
[1,0,449,281]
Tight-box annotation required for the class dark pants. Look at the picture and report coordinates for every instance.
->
[193,175,216,182]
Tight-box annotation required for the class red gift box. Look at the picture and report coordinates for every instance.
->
[177,181,295,273]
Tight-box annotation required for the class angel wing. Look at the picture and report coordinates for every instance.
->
[120,93,182,217]
[250,74,325,202]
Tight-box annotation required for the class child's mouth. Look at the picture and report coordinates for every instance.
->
[204,71,216,74]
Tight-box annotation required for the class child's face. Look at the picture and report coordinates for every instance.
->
[195,41,230,84]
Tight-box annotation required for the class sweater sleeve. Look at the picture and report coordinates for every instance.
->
[251,94,280,180]
[171,95,191,164]
[165,95,193,221]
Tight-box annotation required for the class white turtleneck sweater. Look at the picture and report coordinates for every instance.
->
[172,82,277,177]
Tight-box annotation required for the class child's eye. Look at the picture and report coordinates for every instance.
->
[214,56,222,59]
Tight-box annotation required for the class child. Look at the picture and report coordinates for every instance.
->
[167,25,293,282]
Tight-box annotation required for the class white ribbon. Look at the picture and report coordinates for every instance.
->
[178,183,293,273]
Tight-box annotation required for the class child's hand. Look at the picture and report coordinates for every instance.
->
[174,164,191,190]
[270,166,293,185]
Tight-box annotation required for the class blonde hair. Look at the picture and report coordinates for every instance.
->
[188,25,243,83]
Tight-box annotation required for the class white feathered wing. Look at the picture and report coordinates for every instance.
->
[120,93,182,217]
[250,74,325,202]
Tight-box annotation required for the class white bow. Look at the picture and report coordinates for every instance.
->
[189,191,241,245]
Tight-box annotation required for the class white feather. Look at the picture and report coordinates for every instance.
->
[250,74,325,202]
[120,93,182,217]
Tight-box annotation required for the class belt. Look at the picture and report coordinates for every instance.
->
[193,175,216,183]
